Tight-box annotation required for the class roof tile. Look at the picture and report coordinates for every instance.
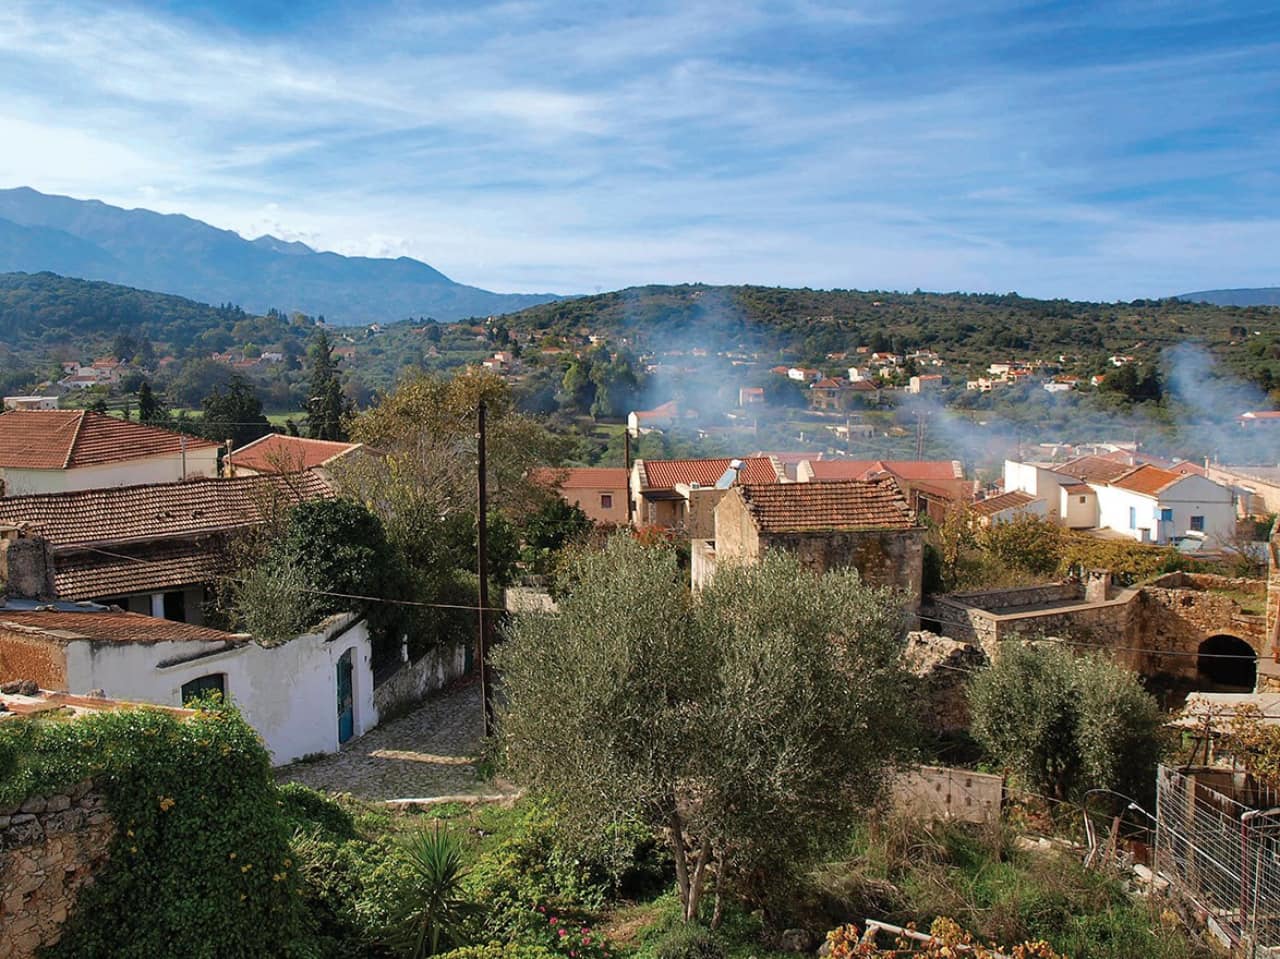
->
[641,458,781,490]
[0,608,242,645]
[0,410,218,470]
[735,478,917,532]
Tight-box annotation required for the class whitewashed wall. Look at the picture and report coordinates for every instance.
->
[61,613,377,764]
[0,449,219,496]
[1094,475,1234,544]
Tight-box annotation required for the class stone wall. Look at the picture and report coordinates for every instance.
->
[760,527,925,607]
[373,641,470,719]
[1135,584,1266,678]
[0,629,67,690]
[944,582,1083,612]
[0,784,113,958]
[903,631,988,734]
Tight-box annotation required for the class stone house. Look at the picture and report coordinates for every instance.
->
[531,466,630,525]
[0,410,220,496]
[0,603,377,764]
[631,457,783,529]
[0,472,333,624]
[698,478,925,606]
[798,458,973,521]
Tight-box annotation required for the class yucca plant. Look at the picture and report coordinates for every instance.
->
[385,823,481,958]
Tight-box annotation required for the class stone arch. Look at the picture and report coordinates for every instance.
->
[1196,633,1257,691]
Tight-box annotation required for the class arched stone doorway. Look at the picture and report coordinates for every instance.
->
[1196,634,1257,691]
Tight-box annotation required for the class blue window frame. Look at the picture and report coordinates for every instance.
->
[1128,506,1136,529]
[1160,508,1174,522]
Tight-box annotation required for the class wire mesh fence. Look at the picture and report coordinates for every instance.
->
[1155,766,1280,957]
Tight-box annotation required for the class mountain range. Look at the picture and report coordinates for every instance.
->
[1177,287,1280,307]
[0,187,560,323]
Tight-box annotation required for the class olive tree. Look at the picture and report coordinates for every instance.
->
[968,643,1164,804]
[493,536,915,923]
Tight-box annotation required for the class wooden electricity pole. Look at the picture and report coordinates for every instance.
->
[476,400,494,736]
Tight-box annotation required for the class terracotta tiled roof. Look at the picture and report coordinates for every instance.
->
[0,473,333,548]
[0,411,219,470]
[1061,482,1093,494]
[229,434,360,474]
[531,467,628,490]
[640,458,782,490]
[1109,464,1185,496]
[54,538,232,601]
[0,608,242,645]
[735,478,916,532]
[812,377,846,389]
[634,400,679,420]
[972,490,1037,517]
[805,459,964,483]
[1056,455,1132,484]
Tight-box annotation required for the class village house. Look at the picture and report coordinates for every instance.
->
[626,400,680,437]
[0,410,220,497]
[227,434,364,478]
[631,457,783,529]
[0,601,376,764]
[907,374,943,394]
[0,472,333,623]
[738,386,765,407]
[808,377,857,412]
[3,396,59,412]
[798,459,973,521]
[1205,463,1280,516]
[1003,455,1234,543]
[694,478,925,605]
[970,490,1047,527]
[1237,410,1280,429]
[532,466,630,525]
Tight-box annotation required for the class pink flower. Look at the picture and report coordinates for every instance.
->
[559,928,568,938]
[537,906,546,913]
[582,928,590,934]
[549,917,558,926]
[583,937,591,944]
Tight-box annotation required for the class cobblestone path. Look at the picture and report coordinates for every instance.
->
[277,680,508,802]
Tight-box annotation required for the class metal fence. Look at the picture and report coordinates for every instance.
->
[1156,766,1280,957]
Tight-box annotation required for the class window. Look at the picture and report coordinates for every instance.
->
[1079,496,1087,504]
[181,673,225,704]
[1190,515,1205,532]
[1128,506,1136,529]
[163,590,186,622]
[1160,508,1174,522]
[600,494,613,509]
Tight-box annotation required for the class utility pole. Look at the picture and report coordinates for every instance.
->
[624,429,634,524]
[915,411,926,459]
[476,400,494,736]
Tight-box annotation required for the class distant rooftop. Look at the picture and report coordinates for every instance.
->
[0,410,218,471]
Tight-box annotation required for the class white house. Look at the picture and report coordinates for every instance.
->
[0,410,220,496]
[3,396,58,411]
[0,604,377,764]
[1002,459,1076,523]
[1093,465,1235,545]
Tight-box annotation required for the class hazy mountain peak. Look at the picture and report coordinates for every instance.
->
[0,186,560,322]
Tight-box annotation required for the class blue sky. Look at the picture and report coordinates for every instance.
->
[1,0,1278,300]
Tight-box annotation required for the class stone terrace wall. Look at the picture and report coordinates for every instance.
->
[928,589,1133,662]
[944,582,1083,612]
[0,784,113,959]
[373,641,470,720]
[1137,578,1267,679]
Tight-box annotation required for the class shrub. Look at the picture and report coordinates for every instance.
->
[382,824,481,958]
[0,702,312,959]
[651,924,725,959]
[968,643,1164,804]
[437,943,560,959]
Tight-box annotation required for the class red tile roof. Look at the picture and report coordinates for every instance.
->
[0,473,333,548]
[634,400,679,421]
[0,411,219,470]
[1056,455,1132,484]
[229,434,360,474]
[640,458,782,490]
[805,459,964,482]
[735,478,916,532]
[531,467,628,490]
[0,609,242,645]
[53,539,232,601]
[1110,464,1185,496]
[972,490,1038,517]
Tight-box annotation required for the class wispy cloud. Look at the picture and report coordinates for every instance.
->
[0,0,1277,299]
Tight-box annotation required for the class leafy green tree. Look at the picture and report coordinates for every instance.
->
[979,514,1064,577]
[200,374,271,448]
[969,643,1164,804]
[306,330,351,441]
[383,825,479,958]
[495,538,913,922]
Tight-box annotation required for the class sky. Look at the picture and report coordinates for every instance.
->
[1,0,1278,300]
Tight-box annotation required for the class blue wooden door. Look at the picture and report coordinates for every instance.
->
[337,650,354,744]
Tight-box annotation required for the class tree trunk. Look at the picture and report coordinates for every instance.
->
[668,808,691,916]
[686,834,712,921]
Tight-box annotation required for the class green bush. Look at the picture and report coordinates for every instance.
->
[279,782,357,840]
[437,943,560,959]
[0,703,313,959]
[651,924,726,959]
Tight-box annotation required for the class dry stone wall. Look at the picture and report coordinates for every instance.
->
[0,783,113,959]
[373,641,470,719]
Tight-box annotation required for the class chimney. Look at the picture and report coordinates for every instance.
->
[1084,569,1111,604]
[0,527,57,601]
